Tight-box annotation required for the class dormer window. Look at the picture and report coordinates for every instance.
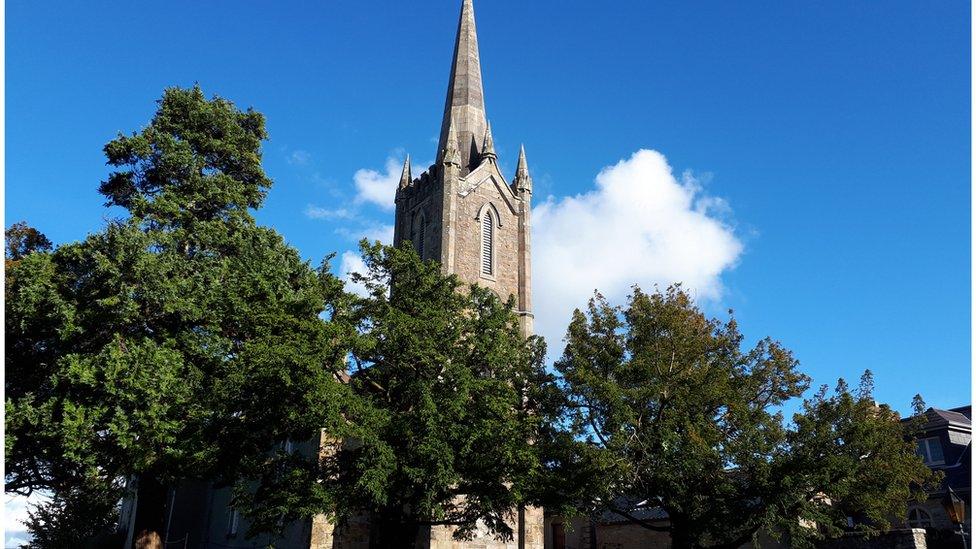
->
[481,210,493,276]
[916,436,945,465]
[907,507,933,528]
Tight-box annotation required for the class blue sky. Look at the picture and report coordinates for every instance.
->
[6,0,970,422]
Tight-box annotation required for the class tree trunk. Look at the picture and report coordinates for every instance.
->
[131,474,168,548]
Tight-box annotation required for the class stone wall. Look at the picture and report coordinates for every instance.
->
[309,513,371,549]
[817,529,928,549]
[427,505,544,549]
[449,167,523,307]
[395,166,445,263]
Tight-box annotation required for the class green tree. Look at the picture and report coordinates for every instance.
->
[5,86,351,545]
[911,394,927,416]
[5,221,52,262]
[22,479,123,549]
[556,285,937,549]
[327,242,549,548]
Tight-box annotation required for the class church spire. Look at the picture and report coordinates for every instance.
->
[398,155,412,189]
[435,0,487,175]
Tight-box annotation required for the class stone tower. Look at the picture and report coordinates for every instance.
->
[393,0,534,337]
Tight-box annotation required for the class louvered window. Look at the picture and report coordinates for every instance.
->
[481,211,493,275]
[417,216,427,260]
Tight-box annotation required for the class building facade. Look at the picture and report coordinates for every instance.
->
[901,406,971,539]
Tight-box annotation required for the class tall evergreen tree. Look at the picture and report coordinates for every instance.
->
[555,285,938,548]
[323,242,550,547]
[5,86,351,544]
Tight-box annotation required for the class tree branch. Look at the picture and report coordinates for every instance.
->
[605,503,672,532]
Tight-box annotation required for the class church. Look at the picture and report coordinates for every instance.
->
[158,1,542,547]
[392,0,534,340]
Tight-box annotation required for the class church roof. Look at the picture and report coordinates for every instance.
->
[436,0,488,176]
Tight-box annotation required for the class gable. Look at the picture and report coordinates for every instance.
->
[457,161,518,216]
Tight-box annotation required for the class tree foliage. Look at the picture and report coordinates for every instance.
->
[5,86,350,542]
[6,221,52,262]
[21,479,123,549]
[317,242,550,546]
[555,285,938,548]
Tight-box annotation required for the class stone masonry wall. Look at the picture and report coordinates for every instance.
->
[450,174,521,305]
[817,529,927,549]
[427,505,544,549]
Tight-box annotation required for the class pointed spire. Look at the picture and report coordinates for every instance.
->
[514,144,533,194]
[480,123,496,162]
[435,0,487,175]
[398,155,412,189]
[442,118,461,167]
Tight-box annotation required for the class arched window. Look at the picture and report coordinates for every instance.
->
[417,215,427,260]
[481,210,493,276]
[907,507,933,528]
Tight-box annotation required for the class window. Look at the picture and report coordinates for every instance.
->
[481,210,493,276]
[916,437,945,465]
[418,216,427,260]
[907,507,933,528]
[227,507,239,536]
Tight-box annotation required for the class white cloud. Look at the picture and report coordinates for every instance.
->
[354,158,403,211]
[339,251,370,297]
[304,205,355,220]
[532,149,742,354]
[334,223,394,246]
[6,492,46,546]
[361,224,394,245]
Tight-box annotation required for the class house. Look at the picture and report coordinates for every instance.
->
[901,406,971,537]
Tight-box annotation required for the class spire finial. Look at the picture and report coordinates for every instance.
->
[514,144,532,194]
[442,118,461,167]
[435,0,487,175]
[481,123,496,162]
[399,155,412,189]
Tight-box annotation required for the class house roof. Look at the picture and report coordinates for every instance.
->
[949,405,971,419]
[599,499,670,524]
[902,406,971,432]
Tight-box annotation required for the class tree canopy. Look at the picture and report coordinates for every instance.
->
[555,285,938,548]
[5,85,939,549]
[5,86,351,542]
[328,242,551,546]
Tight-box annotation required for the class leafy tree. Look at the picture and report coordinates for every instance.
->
[781,376,940,543]
[22,479,123,549]
[556,285,937,549]
[5,221,52,262]
[5,86,351,544]
[307,242,550,548]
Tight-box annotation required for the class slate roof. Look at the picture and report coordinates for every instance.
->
[599,498,670,524]
[902,406,972,432]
